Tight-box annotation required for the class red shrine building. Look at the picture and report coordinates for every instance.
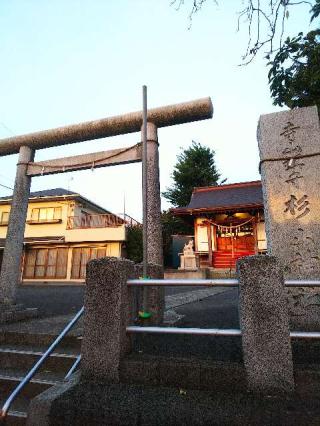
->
[171,181,267,269]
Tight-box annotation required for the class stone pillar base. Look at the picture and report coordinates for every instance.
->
[237,255,294,394]
[0,303,38,324]
[134,263,164,326]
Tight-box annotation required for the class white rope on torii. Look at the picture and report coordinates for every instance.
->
[205,216,255,235]
[25,143,142,176]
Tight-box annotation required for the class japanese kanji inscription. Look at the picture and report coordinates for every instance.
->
[258,106,320,280]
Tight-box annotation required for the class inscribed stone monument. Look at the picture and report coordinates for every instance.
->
[258,106,320,327]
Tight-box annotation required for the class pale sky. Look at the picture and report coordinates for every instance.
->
[0,1,313,220]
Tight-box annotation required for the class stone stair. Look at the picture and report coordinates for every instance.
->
[0,331,81,425]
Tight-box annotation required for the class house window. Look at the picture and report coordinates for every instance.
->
[23,247,68,279]
[0,212,9,225]
[30,207,62,223]
[71,246,110,279]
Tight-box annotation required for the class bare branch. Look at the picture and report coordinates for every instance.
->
[171,0,317,63]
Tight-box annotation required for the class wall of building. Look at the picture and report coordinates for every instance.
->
[257,222,267,251]
[195,218,215,252]
[22,242,122,283]
[65,226,126,243]
[0,200,70,239]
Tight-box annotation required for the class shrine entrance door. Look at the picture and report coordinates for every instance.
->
[213,224,255,268]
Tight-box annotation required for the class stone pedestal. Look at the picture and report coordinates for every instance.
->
[81,257,135,383]
[237,256,294,394]
[179,253,197,271]
[258,106,320,328]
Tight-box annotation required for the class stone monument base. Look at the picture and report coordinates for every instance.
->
[0,303,38,324]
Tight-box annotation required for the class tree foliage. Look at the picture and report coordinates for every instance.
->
[268,6,320,111]
[125,224,143,263]
[125,215,192,267]
[162,140,222,207]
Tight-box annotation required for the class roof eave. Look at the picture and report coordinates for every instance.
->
[0,193,115,216]
[171,202,264,216]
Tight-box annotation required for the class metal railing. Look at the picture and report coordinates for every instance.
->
[127,326,242,336]
[126,278,320,339]
[0,307,84,423]
[116,213,141,227]
[285,279,320,287]
[127,278,238,287]
[127,278,320,288]
[127,278,241,337]
[64,355,81,380]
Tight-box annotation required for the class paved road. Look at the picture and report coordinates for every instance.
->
[135,289,243,362]
[16,284,213,317]
[16,285,85,317]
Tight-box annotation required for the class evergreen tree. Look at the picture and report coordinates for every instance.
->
[162,141,222,207]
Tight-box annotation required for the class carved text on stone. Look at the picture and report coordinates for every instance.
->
[284,194,310,219]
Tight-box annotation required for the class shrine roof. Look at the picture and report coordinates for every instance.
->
[172,180,264,214]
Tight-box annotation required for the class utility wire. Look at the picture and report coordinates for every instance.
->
[0,124,15,192]
[0,173,14,184]
[0,182,13,191]
[0,122,15,136]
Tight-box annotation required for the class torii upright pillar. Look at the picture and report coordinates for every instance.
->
[143,122,163,267]
[0,146,34,307]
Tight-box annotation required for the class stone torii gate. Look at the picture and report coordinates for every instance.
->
[0,96,213,316]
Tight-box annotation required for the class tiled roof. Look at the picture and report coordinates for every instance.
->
[0,188,109,214]
[173,181,263,213]
[0,188,77,201]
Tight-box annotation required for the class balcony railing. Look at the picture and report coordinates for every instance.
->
[67,214,125,229]
[116,213,141,227]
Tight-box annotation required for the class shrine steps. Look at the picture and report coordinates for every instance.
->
[213,251,255,268]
